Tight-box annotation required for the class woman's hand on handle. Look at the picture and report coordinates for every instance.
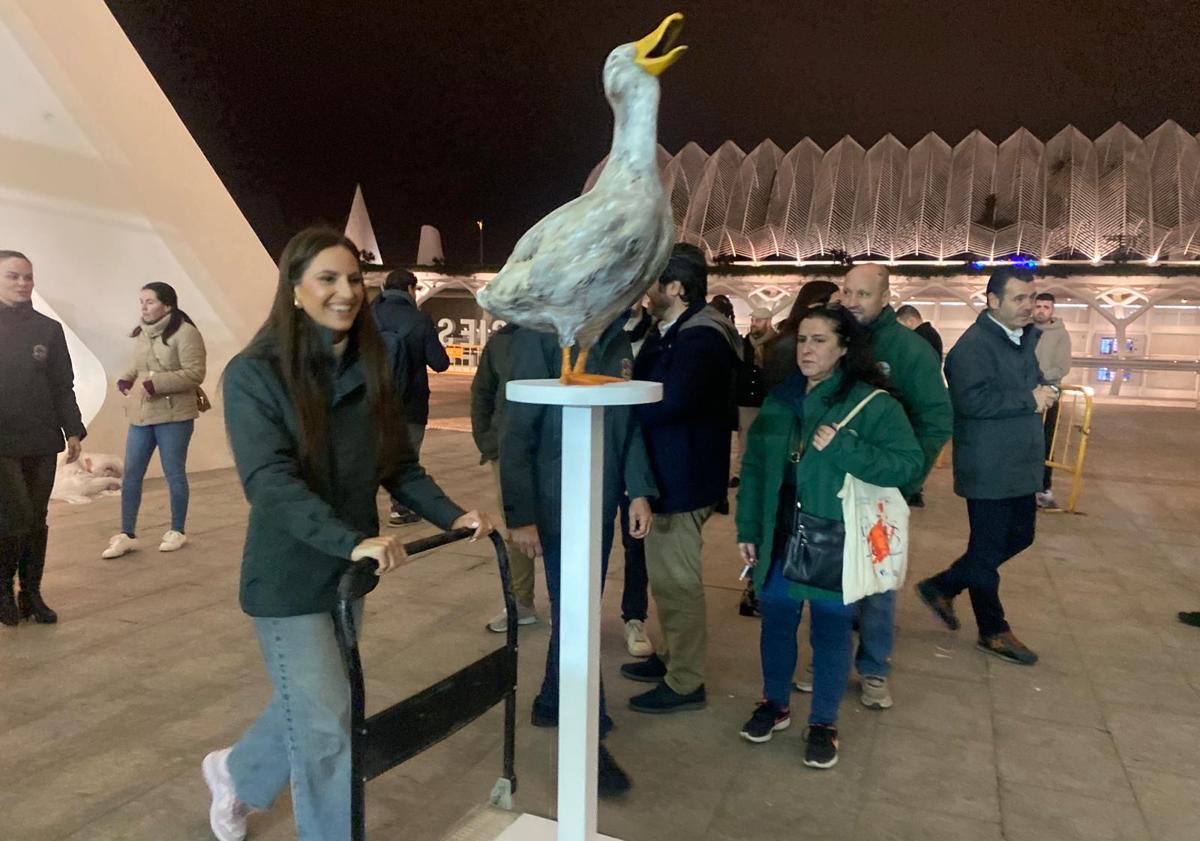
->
[452,510,495,542]
[351,534,409,575]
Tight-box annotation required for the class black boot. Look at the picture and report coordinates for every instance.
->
[17,527,56,624]
[0,538,19,627]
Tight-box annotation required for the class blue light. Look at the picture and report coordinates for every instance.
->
[971,257,1039,270]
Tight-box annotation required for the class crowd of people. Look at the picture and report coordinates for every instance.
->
[2,232,1096,839]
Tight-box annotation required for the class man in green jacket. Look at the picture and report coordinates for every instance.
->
[917,267,1056,666]
[842,263,953,710]
[470,322,539,633]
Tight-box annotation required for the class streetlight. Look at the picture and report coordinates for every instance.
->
[476,219,484,264]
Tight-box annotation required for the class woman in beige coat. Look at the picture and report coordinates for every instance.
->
[101,283,206,559]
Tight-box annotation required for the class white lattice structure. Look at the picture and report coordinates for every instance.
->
[585,122,1200,263]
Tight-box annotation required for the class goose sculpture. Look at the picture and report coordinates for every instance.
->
[476,13,686,384]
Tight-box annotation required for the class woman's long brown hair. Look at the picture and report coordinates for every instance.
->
[240,227,408,491]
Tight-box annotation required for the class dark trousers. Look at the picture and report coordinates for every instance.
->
[930,495,1036,637]
[1042,401,1059,491]
[618,495,649,623]
[0,455,57,593]
[533,523,616,738]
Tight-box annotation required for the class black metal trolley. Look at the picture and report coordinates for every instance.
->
[333,529,518,841]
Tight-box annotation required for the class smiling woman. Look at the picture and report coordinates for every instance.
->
[203,226,493,841]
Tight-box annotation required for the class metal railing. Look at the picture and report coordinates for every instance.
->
[1043,384,1095,514]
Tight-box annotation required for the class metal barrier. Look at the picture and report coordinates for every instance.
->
[1043,384,1095,514]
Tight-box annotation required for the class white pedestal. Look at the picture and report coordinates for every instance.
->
[504,379,662,841]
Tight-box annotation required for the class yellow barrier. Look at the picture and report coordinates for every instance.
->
[1043,384,1095,514]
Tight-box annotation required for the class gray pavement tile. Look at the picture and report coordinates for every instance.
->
[862,725,1000,823]
[993,714,1135,803]
[1000,781,1151,841]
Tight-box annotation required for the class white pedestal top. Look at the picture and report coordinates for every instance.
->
[506,379,662,407]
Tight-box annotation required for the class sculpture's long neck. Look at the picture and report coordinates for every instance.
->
[604,84,660,182]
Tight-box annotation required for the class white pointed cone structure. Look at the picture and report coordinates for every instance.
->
[417,224,445,265]
[345,183,383,264]
[0,0,274,471]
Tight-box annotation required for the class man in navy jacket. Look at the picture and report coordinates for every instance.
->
[917,267,1057,666]
[371,269,450,524]
[621,244,743,713]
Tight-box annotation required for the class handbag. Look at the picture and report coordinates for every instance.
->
[778,389,889,592]
[196,386,212,413]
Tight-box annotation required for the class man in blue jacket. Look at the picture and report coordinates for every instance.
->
[371,269,450,524]
[621,244,743,714]
[500,319,657,796]
[917,267,1057,666]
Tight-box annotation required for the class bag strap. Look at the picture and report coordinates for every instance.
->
[835,388,886,429]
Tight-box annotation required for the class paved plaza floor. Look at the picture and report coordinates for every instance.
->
[3,376,1199,841]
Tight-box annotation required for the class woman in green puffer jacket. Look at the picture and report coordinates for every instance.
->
[735,305,923,769]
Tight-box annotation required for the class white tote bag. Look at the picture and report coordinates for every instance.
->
[832,390,911,604]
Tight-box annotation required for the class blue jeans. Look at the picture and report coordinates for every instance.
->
[228,602,363,841]
[121,420,194,536]
[618,495,648,623]
[854,590,896,678]
[758,561,855,726]
[533,523,615,738]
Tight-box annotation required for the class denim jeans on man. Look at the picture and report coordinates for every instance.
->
[854,590,896,678]
[617,495,648,623]
[532,523,616,738]
[929,495,1036,636]
[758,561,855,725]
[228,601,363,841]
[121,419,194,535]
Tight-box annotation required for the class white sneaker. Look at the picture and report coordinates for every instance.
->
[860,675,894,710]
[1035,491,1057,509]
[625,619,653,658]
[101,533,138,559]
[201,748,250,841]
[159,530,188,552]
[793,664,814,693]
[485,603,538,633]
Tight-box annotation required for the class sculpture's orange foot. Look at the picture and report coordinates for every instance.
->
[559,372,624,386]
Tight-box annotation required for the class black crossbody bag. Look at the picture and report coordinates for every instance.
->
[779,390,883,591]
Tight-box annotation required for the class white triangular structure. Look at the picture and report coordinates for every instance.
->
[0,1,276,471]
[345,184,383,264]
[417,225,444,265]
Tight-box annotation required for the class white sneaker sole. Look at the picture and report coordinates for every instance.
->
[740,716,791,744]
[202,751,246,841]
[803,752,839,769]
[486,614,538,633]
[101,545,134,560]
[626,641,654,658]
[159,541,187,552]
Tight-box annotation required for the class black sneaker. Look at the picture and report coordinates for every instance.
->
[916,578,960,631]
[803,724,839,769]
[740,700,791,743]
[597,744,631,798]
[977,631,1038,665]
[620,653,667,683]
[738,585,761,617]
[628,682,707,714]
[1178,611,1200,628]
[907,491,925,508]
[729,476,741,489]
[388,508,421,526]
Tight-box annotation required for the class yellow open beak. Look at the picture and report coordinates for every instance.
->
[633,12,687,77]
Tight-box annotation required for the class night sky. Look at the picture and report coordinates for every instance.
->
[104,0,1200,265]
